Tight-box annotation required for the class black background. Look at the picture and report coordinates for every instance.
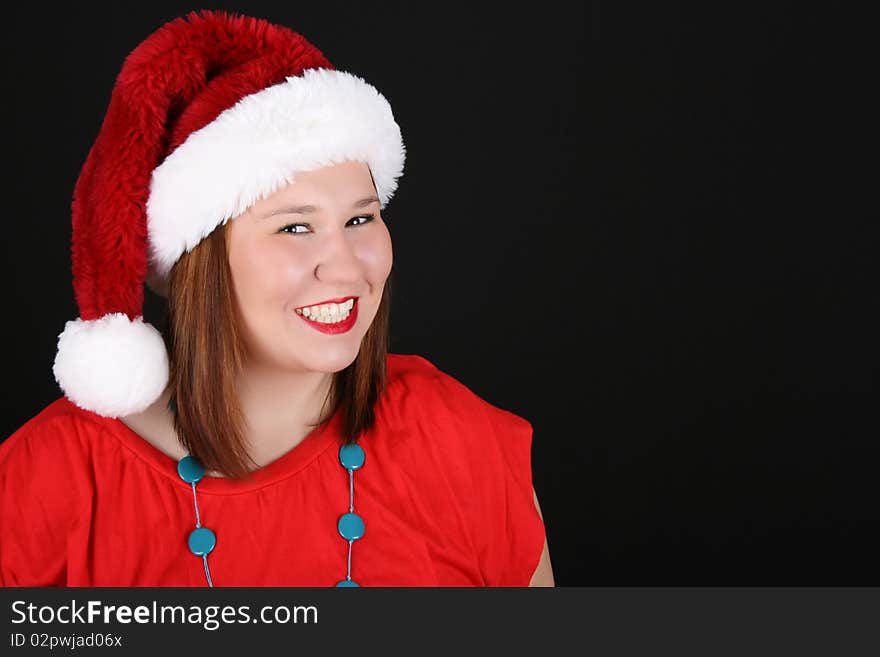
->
[1,2,877,585]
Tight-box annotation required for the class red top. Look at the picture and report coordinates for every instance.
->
[0,353,545,587]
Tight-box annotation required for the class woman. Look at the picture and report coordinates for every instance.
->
[0,10,553,587]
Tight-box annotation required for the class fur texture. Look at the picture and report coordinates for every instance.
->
[70,10,336,322]
[146,67,405,279]
[52,314,169,418]
[56,11,406,417]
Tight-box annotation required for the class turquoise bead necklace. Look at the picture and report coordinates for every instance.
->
[176,443,366,587]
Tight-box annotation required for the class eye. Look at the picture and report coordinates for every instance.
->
[280,223,310,235]
[280,214,375,234]
[348,214,375,227]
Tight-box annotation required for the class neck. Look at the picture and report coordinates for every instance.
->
[234,363,335,468]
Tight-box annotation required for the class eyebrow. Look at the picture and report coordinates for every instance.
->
[262,196,380,219]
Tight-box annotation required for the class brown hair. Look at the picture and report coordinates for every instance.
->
[160,219,390,480]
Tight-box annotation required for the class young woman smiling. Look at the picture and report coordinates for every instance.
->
[0,10,553,588]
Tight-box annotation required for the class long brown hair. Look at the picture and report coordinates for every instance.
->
[159,219,390,480]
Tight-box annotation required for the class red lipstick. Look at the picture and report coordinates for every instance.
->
[295,297,358,335]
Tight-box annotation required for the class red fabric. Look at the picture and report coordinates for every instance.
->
[71,10,332,321]
[0,354,545,587]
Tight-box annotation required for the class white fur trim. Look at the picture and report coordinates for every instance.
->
[146,67,406,279]
[52,313,169,418]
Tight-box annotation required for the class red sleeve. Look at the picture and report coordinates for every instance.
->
[472,399,546,586]
[0,411,87,587]
[411,356,547,586]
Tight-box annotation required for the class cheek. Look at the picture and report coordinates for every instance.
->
[357,224,393,280]
[230,240,310,305]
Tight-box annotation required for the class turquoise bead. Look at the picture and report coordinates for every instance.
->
[339,444,365,471]
[338,512,365,540]
[188,527,216,556]
[336,579,360,587]
[177,455,205,483]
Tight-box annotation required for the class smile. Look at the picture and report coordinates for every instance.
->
[295,298,358,334]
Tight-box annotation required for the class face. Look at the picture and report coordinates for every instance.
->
[226,160,393,374]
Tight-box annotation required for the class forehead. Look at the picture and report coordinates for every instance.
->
[235,161,378,224]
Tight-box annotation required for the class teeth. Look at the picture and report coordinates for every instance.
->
[298,299,355,323]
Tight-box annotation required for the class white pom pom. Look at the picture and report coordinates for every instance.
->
[52,313,170,418]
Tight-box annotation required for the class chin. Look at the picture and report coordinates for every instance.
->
[298,347,360,374]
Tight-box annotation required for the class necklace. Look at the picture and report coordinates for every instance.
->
[176,442,366,587]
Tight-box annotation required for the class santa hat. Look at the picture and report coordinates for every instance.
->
[52,10,406,418]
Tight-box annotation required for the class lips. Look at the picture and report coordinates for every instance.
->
[296,298,358,335]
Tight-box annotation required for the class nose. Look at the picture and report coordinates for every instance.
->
[314,228,363,283]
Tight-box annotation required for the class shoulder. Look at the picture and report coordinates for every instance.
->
[384,352,533,436]
[0,397,107,586]
[0,395,114,516]
[382,352,534,476]
[384,352,447,394]
[0,396,112,480]
[381,353,544,585]
[385,352,515,412]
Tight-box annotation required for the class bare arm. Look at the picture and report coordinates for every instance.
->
[528,488,555,586]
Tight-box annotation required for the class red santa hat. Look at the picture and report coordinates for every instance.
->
[51,10,406,418]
